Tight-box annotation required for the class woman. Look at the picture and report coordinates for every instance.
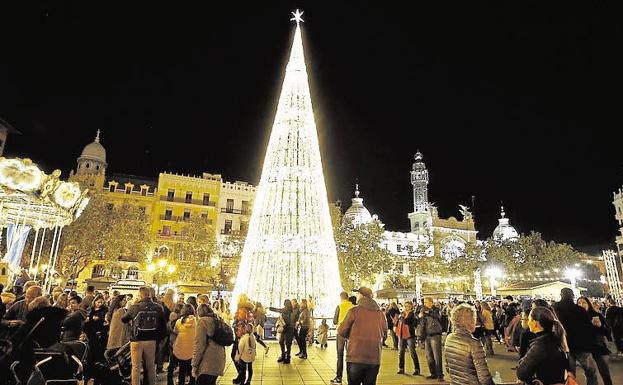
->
[516,307,569,385]
[480,302,495,356]
[106,294,131,356]
[578,296,613,385]
[168,304,196,385]
[269,299,295,364]
[395,301,420,375]
[444,303,494,385]
[254,302,269,355]
[84,294,108,385]
[386,302,400,350]
[54,293,69,309]
[192,304,225,385]
[163,289,177,313]
[295,299,311,359]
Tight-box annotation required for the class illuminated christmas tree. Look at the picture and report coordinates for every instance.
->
[233,10,342,316]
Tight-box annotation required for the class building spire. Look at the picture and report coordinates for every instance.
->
[355,179,360,198]
[95,129,101,143]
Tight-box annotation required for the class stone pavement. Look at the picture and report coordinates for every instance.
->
[160,340,623,385]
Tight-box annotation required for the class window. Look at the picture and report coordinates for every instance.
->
[96,165,100,171]
[86,163,90,169]
[224,219,232,234]
[125,185,132,194]
[141,186,148,196]
[127,266,139,279]
[201,212,208,219]
[164,209,172,220]
[185,191,193,203]
[241,200,249,215]
[167,189,175,201]
[240,222,248,235]
[226,199,234,213]
[162,226,171,236]
[203,193,210,205]
[414,222,419,230]
[91,264,105,278]
[407,245,414,253]
[183,210,191,221]
[109,184,116,193]
[397,244,402,253]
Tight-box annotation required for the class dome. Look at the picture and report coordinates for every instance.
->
[343,184,373,226]
[79,130,107,164]
[493,206,518,241]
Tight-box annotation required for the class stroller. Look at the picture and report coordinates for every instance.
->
[101,342,131,385]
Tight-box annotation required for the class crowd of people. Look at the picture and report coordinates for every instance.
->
[1,279,623,385]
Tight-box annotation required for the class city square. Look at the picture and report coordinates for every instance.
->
[1,2,623,385]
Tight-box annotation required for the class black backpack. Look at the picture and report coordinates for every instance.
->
[133,310,159,339]
[209,316,234,347]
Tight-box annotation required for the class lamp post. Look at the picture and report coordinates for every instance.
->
[148,258,176,295]
[486,266,502,298]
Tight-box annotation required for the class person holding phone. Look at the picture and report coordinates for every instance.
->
[577,296,613,385]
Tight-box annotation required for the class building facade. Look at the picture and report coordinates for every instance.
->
[0,118,19,157]
[614,187,623,258]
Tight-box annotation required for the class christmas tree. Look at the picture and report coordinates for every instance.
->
[233,10,342,316]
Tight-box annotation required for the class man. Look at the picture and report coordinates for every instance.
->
[80,285,96,310]
[122,286,166,385]
[331,291,355,384]
[3,285,42,328]
[62,295,87,341]
[553,288,598,385]
[338,287,387,385]
[605,298,623,355]
[419,297,444,381]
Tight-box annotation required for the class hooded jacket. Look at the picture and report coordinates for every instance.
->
[173,315,196,360]
[337,296,387,365]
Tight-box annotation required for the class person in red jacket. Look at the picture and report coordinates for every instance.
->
[337,287,387,385]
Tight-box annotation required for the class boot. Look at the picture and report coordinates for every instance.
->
[277,355,285,363]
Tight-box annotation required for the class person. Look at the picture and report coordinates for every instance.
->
[577,296,613,385]
[517,306,570,385]
[106,294,132,356]
[168,304,196,385]
[163,289,177,313]
[3,285,42,328]
[308,295,315,317]
[480,302,495,356]
[296,298,311,359]
[444,303,494,385]
[236,323,257,385]
[605,298,623,354]
[121,286,167,385]
[553,288,598,385]
[192,303,226,385]
[386,302,400,350]
[419,297,444,381]
[81,285,96,310]
[84,294,109,385]
[253,302,269,355]
[337,287,387,385]
[63,295,87,341]
[331,291,355,384]
[54,292,69,309]
[318,319,329,348]
[232,294,255,382]
[395,301,420,375]
[102,290,111,305]
[270,299,295,364]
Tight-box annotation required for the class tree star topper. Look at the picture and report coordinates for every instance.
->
[290,9,304,25]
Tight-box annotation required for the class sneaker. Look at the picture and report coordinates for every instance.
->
[299,354,307,359]
[413,370,421,376]
[397,370,405,374]
[265,345,270,356]
[330,378,342,384]
[277,356,285,363]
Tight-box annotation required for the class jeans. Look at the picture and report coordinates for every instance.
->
[231,338,243,379]
[389,329,398,349]
[480,330,494,355]
[569,351,598,385]
[130,340,156,385]
[346,362,380,385]
[593,353,613,385]
[239,361,253,384]
[297,327,309,356]
[195,374,217,385]
[279,327,295,358]
[424,334,443,378]
[398,338,420,372]
[336,334,347,379]
[167,353,194,385]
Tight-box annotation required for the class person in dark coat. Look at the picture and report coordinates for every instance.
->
[270,299,295,364]
[395,301,420,375]
[605,298,623,354]
[553,288,598,385]
[577,296,613,385]
[517,307,569,385]
[386,302,400,350]
[84,294,109,385]
[63,295,87,342]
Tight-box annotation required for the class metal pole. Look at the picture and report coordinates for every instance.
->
[35,228,46,282]
[43,226,59,292]
[47,226,63,293]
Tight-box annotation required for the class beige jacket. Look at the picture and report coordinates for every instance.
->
[237,333,257,363]
[192,316,225,377]
[107,308,132,349]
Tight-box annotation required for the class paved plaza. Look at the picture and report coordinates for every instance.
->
[160,339,623,385]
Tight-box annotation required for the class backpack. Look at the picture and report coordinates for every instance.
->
[133,309,159,339]
[209,316,235,347]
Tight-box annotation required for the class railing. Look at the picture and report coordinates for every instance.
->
[220,229,246,236]
[159,196,217,206]
[219,208,249,215]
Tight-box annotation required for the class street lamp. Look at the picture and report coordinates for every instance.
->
[486,266,503,297]
[148,259,176,294]
[565,268,581,289]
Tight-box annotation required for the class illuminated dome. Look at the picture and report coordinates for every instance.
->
[343,184,372,226]
[79,130,106,164]
[493,206,518,241]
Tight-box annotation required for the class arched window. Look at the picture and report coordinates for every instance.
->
[440,236,466,263]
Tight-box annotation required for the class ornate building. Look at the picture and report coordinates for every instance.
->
[0,117,19,157]
[492,206,519,241]
[614,186,623,258]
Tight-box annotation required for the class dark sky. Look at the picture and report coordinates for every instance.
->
[1,1,622,248]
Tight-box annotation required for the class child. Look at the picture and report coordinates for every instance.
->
[237,323,257,385]
[317,318,329,348]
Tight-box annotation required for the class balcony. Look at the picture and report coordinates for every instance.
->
[220,229,247,236]
[220,208,250,215]
[160,196,216,206]
[158,214,212,225]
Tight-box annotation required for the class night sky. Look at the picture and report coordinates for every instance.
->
[1,2,622,248]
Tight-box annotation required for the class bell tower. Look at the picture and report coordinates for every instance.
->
[408,151,431,234]
[71,130,107,189]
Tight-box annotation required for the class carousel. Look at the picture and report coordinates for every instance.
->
[0,157,89,292]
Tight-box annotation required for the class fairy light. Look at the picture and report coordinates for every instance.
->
[233,11,342,317]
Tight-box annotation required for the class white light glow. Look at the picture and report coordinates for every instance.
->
[233,16,342,317]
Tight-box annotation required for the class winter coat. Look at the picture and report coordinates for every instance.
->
[107,308,131,349]
[553,298,596,354]
[62,309,87,341]
[298,307,311,328]
[420,306,443,337]
[444,328,494,385]
[84,305,108,340]
[481,309,494,331]
[318,324,329,345]
[237,333,256,363]
[173,316,196,361]
[395,310,417,340]
[517,331,568,385]
[337,296,387,365]
[3,299,28,322]
[269,306,295,330]
[192,316,225,378]
[121,297,166,341]
[587,309,611,355]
